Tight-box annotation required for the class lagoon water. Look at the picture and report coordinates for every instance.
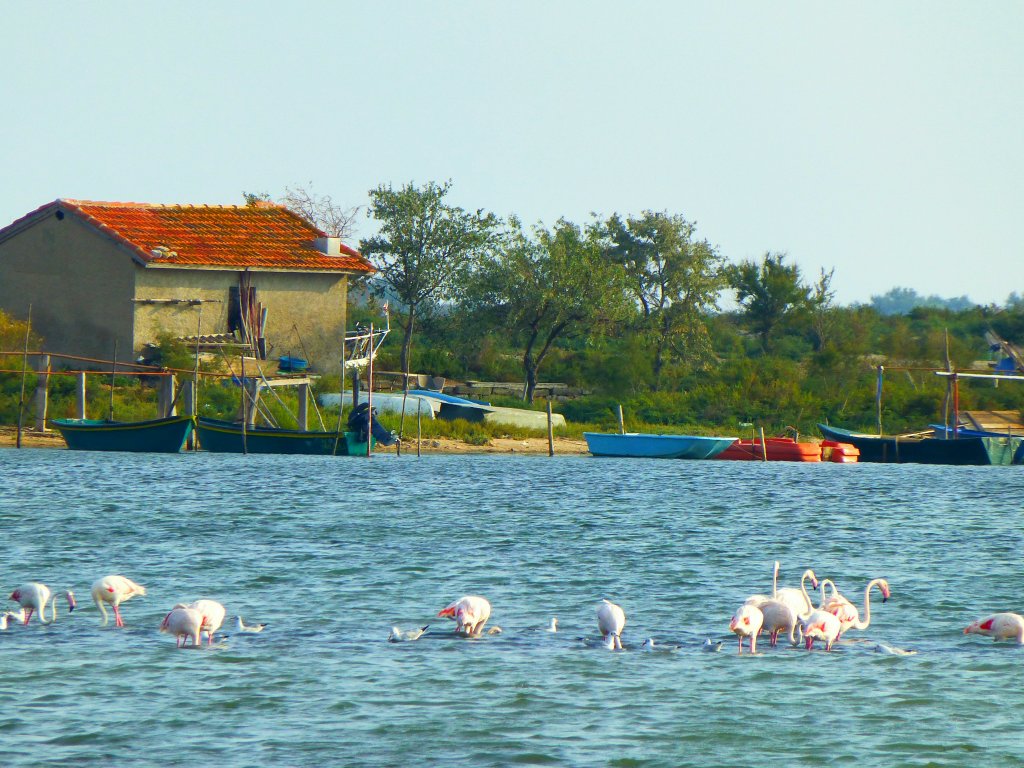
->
[1,449,1023,767]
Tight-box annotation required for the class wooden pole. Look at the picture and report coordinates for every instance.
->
[297,383,309,431]
[15,306,31,449]
[333,330,347,457]
[366,323,374,458]
[416,398,422,457]
[241,356,248,455]
[77,372,87,419]
[952,373,960,439]
[875,365,884,435]
[108,339,118,422]
[617,404,625,434]
[759,426,768,462]
[547,399,555,457]
[34,353,50,431]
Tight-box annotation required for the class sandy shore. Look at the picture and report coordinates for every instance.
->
[0,426,589,455]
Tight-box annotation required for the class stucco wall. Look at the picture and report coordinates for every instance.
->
[0,211,136,365]
[134,268,349,374]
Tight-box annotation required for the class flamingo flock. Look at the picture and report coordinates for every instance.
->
[7,571,1023,656]
[6,574,263,650]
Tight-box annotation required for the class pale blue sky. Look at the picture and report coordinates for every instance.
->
[2,1,1021,305]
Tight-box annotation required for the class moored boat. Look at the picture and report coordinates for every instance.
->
[583,432,737,459]
[196,417,372,455]
[49,415,195,453]
[714,437,823,462]
[817,423,1024,466]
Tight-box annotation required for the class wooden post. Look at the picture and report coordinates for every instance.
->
[760,427,768,462]
[159,374,177,418]
[617,404,625,434]
[875,365,884,436]
[182,377,196,451]
[77,372,87,419]
[241,356,248,455]
[366,323,374,458]
[547,399,555,457]
[108,340,117,422]
[416,398,422,457]
[34,354,50,431]
[297,383,309,431]
[15,306,31,449]
[952,373,959,439]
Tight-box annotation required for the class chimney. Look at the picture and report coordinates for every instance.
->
[314,236,341,256]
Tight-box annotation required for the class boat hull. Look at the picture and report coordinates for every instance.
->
[195,418,371,455]
[49,416,194,453]
[583,432,737,459]
[817,423,1023,466]
[715,438,822,462]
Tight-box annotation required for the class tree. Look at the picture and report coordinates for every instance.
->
[469,218,631,403]
[243,184,359,240]
[728,252,811,351]
[359,181,498,379]
[599,211,725,389]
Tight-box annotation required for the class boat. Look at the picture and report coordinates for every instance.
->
[49,415,195,453]
[714,437,823,462]
[583,432,737,459]
[817,423,1024,466]
[195,417,372,455]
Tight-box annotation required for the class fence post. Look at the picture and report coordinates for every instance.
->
[298,383,309,431]
[77,372,87,419]
[34,354,50,431]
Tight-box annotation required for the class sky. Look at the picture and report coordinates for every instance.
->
[2,1,1022,306]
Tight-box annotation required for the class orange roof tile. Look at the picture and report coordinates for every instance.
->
[7,199,373,273]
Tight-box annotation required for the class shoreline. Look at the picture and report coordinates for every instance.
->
[0,426,590,456]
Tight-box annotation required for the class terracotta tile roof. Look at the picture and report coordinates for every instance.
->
[5,199,373,273]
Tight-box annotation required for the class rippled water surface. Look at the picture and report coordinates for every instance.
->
[1,450,1023,767]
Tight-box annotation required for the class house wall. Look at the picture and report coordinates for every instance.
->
[0,211,136,365]
[134,268,349,374]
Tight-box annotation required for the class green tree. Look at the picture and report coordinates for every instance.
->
[469,218,631,403]
[360,181,498,380]
[600,211,725,389]
[728,252,812,351]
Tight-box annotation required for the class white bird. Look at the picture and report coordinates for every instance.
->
[9,583,76,625]
[1,609,26,630]
[702,637,723,652]
[801,610,842,651]
[91,575,146,627]
[437,595,491,635]
[641,637,680,652]
[234,616,267,633]
[546,617,558,632]
[775,569,819,619]
[597,599,626,650]
[0,613,11,631]
[388,624,428,642]
[744,560,780,606]
[160,606,204,648]
[873,643,917,656]
[729,603,763,654]
[964,613,1024,644]
[178,600,226,645]
[757,599,799,647]
[822,578,891,636]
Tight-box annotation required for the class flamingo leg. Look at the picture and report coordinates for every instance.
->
[737,636,742,654]
[113,605,123,628]
[23,609,33,625]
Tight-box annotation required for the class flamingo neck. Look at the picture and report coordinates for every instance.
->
[798,571,814,614]
[854,580,882,630]
[772,561,779,599]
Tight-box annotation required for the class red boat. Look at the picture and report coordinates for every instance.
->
[714,437,858,463]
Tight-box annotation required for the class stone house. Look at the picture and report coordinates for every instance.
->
[0,199,374,373]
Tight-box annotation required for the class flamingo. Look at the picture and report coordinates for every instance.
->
[9,583,76,625]
[234,616,267,633]
[388,625,428,642]
[160,606,204,648]
[178,600,225,645]
[91,575,146,627]
[964,613,1024,644]
[437,595,491,635]
[729,603,763,654]
[801,610,842,651]
[775,569,819,618]
[821,578,890,636]
[597,599,626,650]
[756,599,798,647]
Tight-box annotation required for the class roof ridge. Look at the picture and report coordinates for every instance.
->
[64,199,288,211]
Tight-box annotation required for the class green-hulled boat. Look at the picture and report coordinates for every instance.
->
[195,417,372,455]
[49,415,195,453]
[817,423,1024,466]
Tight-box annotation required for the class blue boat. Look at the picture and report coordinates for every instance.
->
[583,432,737,459]
[50,415,195,453]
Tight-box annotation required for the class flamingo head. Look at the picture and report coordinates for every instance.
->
[964,620,985,635]
[65,591,76,612]
[9,590,20,602]
[437,605,457,619]
[880,580,891,602]
[159,611,172,632]
[808,571,819,590]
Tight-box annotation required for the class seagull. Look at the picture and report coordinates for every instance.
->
[546,617,558,633]
[641,638,680,652]
[873,642,917,656]
[388,625,429,642]
[702,637,723,652]
[234,616,267,633]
